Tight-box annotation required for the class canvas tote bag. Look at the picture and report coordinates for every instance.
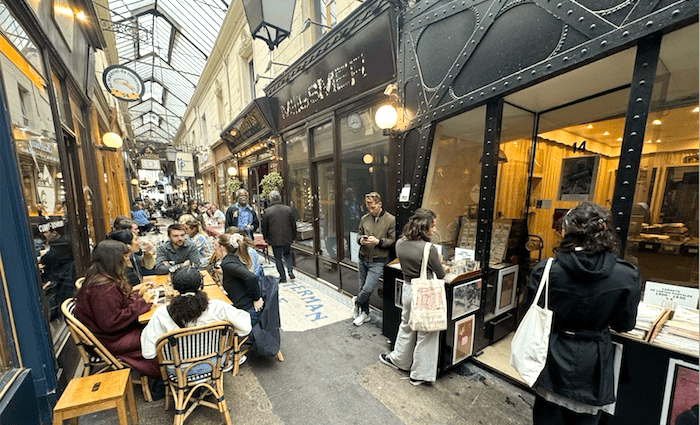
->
[510,257,554,387]
[408,242,448,332]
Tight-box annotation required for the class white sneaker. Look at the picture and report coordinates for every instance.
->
[351,296,359,318]
[353,311,370,326]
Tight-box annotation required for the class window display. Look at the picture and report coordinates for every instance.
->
[286,130,312,248]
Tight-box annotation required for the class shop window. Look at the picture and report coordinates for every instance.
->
[339,106,392,264]
[286,130,313,249]
[311,121,333,157]
[422,106,486,261]
[533,87,630,258]
[319,0,337,31]
[627,23,699,289]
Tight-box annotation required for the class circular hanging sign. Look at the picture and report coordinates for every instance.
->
[102,65,144,101]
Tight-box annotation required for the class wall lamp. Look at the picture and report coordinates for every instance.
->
[300,18,331,33]
[255,74,274,85]
[265,60,290,72]
[375,84,400,136]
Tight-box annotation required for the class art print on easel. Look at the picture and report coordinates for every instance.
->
[660,359,699,424]
[494,265,518,316]
[558,155,599,201]
[451,279,481,320]
[452,315,475,364]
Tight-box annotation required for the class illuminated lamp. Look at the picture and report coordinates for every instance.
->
[102,132,123,149]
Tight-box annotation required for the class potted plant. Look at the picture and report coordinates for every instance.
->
[260,171,283,199]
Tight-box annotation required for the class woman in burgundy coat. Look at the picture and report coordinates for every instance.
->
[74,239,160,378]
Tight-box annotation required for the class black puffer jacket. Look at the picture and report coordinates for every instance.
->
[525,250,641,406]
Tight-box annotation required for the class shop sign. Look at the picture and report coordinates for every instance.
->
[220,98,275,152]
[140,158,161,170]
[269,12,394,129]
[102,65,145,101]
[175,152,195,177]
[198,152,212,170]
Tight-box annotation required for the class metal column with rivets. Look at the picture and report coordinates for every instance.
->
[476,98,503,265]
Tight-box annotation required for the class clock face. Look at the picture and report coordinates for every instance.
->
[347,113,362,131]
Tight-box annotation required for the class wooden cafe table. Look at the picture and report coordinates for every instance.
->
[138,272,229,323]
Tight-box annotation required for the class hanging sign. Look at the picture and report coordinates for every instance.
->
[175,152,195,177]
[102,65,144,101]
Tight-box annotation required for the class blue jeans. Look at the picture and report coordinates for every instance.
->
[272,245,293,281]
[357,259,384,314]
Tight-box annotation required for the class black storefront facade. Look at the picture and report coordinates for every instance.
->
[263,0,399,304]
[379,0,697,424]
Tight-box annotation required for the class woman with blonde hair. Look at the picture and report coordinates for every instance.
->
[183,218,213,262]
[214,233,263,325]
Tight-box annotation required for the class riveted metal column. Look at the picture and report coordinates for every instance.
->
[611,33,662,252]
[396,125,434,230]
[476,98,503,264]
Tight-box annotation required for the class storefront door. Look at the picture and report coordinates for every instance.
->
[313,159,339,284]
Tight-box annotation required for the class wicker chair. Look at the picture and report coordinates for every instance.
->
[155,321,248,425]
[61,298,153,402]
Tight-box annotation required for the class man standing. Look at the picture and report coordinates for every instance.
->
[154,224,201,274]
[225,189,259,238]
[353,192,395,326]
[262,190,296,283]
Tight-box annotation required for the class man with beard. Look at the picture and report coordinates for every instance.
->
[225,189,259,238]
[154,223,201,274]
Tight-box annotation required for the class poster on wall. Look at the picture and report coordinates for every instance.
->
[395,279,404,309]
[452,315,475,364]
[659,358,699,424]
[494,265,518,316]
[452,279,481,320]
[558,155,599,201]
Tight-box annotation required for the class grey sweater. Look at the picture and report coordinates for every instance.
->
[395,238,446,281]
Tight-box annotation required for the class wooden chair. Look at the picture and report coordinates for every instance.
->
[61,298,153,402]
[155,321,245,425]
[75,277,85,290]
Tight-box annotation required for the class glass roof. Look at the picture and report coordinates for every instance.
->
[107,0,230,144]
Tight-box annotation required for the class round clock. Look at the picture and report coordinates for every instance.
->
[347,113,362,132]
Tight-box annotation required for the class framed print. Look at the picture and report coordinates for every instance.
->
[452,279,481,320]
[660,359,699,424]
[394,279,405,309]
[494,265,518,316]
[452,315,475,364]
[557,155,599,201]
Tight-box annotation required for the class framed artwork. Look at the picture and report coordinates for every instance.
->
[660,359,699,424]
[452,279,481,320]
[452,315,475,364]
[394,279,404,309]
[557,155,599,201]
[494,265,518,316]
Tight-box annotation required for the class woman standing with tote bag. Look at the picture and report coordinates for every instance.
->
[523,202,641,425]
[379,208,447,386]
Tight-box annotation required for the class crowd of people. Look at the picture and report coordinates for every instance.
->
[37,183,638,424]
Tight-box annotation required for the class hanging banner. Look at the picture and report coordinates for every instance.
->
[175,152,195,177]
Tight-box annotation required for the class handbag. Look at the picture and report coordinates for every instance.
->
[510,257,554,387]
[408,242,448,332]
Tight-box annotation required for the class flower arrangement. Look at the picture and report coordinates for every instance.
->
[260,172,283,198]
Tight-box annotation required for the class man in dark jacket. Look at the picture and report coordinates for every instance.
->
[225,189,259,238]
[261,190,296,282]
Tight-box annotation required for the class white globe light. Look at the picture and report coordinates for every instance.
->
[103,132,123,149]
[375,105,398,130]
[227,167,238,176]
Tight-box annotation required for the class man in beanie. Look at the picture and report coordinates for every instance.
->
[261,190,296,282]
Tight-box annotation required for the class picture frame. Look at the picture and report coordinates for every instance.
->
[494,265,518,316]
[452,315,475,364]
[557,155,599,201]
[451,279,481,320]
[660,358,699,424]
[394,278,404,309]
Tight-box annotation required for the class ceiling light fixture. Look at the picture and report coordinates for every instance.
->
[603,131,610,136]
[693,107,699,113]
[652,119,662,125]
[587,124,593,129]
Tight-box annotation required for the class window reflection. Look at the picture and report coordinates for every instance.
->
[286,130,312,249]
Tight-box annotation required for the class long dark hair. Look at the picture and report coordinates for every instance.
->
[107,229,135,245]
[556,202,620,255]
[167,266,208,327]
[82,239,131,293]
[401,208,436,241]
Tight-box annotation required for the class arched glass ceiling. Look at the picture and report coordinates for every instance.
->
[107,0,229,145]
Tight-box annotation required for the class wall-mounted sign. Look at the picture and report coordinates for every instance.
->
[175,152,194,177]
[140,158,160,170]
[102,65,144,101]
[220,98,275,153]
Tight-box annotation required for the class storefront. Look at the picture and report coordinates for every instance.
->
[0,0,114,422]
[263,0,398,302]
[381,1,698,423]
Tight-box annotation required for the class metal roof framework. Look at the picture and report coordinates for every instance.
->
[107,0,229,144]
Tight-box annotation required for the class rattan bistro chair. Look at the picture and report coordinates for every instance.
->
[61,298,153,402]
[155,321,247,425]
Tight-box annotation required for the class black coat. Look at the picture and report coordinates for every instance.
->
[220,254,260,311]
[225,203,259,234]
[261,202,296,246]
[250,274,281,356]
[525,250,640,406]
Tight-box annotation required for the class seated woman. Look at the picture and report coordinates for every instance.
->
[107,230,155,287]
[215,233,264,325]
[73,239,160,379]
[183,219,213,264]
[140,266,252,363]
[225,226,263,280]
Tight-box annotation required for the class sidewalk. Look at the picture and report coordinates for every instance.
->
[77,227,535,424]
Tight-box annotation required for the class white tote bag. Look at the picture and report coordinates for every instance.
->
[408,242,448,332]
[510,257,554,387]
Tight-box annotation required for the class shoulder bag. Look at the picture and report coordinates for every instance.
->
[510,257,554,387]
[408,242,448,332]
